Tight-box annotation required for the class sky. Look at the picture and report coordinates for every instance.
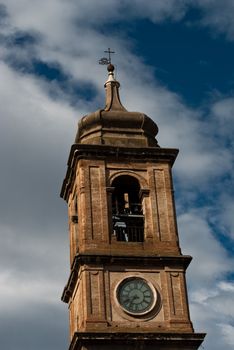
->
[0,1,234,349]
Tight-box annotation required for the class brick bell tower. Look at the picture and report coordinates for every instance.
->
[60,63,205,350]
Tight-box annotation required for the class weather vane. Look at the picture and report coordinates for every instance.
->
[99,48,115,65]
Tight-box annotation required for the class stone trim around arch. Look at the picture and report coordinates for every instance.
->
[108,170,149,191]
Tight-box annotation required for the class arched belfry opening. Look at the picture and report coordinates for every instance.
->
[111,175,144,242]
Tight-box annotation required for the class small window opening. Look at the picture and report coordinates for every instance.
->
[71,195,78,224]
[112,175,144,242]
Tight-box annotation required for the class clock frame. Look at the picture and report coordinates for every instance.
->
[116,277,157,316]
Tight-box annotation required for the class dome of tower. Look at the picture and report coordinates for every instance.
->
[75,65,159,148]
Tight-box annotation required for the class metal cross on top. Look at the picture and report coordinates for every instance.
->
[99,48,115,65]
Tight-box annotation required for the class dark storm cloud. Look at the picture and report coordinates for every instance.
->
[0,304,68,350]
[0,3,8,25]
[0,115,68,230]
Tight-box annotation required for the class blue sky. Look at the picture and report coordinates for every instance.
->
[0,1,234,349]
[132,18,234,106]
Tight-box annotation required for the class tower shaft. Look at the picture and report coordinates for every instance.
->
[60,65,205,350]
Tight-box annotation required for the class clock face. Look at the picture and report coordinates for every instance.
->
[117,277,156,315]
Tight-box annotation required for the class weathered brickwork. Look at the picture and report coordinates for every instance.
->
[61,66,205,350]
[67,157,182,259]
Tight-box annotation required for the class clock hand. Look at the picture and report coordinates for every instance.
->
[123,297,131,303]
[129,294,139,304]
[123,293,138,303]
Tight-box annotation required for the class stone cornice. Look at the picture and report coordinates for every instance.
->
[60,144,179,201]
[69,331,206,350]
[61,254,191,303]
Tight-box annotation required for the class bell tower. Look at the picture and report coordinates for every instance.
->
[60,63,205,350]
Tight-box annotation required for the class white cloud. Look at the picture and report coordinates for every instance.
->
[178,210,232,286]
[213,194,234,240]
[190,288,219,304]
[121,0,188,22]
[178,209,234,349]
[218,281,234,292]
[193,0,234,40]
[2,0,234,44]
[0,270,61,312]
[0,61,73,326]
[218,324,234,346]
[209,292,234,318]
[2,0,188,30]
[212,97,234,122]
[211,97,234,148]
[123,79,233,185]
[190,300,234,349]
[0,60,78,156]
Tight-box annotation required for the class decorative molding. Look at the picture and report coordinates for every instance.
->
[60,144,178,202]
[68,332,206,350]
[61,255,192,304]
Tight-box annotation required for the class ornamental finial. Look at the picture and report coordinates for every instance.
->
[99,48,115,65]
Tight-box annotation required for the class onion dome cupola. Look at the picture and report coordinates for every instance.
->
[75,64,159,147]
